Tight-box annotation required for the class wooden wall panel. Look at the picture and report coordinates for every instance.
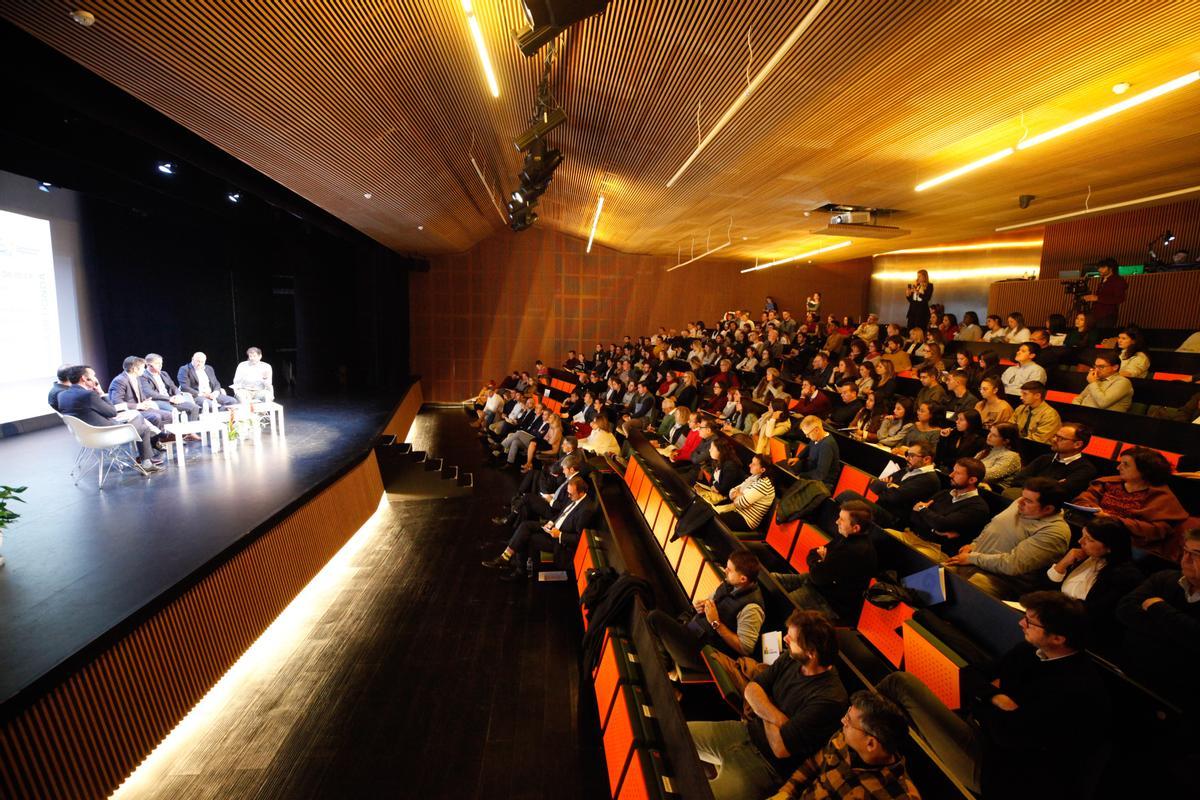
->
[410,227,872,400]
[989,269,1200,330]
[383,382,424,439]
[0,453,387,800]
[1039,198,1200,277]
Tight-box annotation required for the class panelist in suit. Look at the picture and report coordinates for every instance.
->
[482,476,594,580]
[177,352,237,409]
[231,346,274,403]
[142,353,200,422]
[108,357,171,433]
[58,365,162,473]
[48,364,73,411]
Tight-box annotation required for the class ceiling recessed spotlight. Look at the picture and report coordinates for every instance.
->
[741,236,748,240]
[363,192,372,199]
[156,161,175,175]
[227,192,241,203]
[69,9,95,26]
[417,225,424,231]
[37,181,53,192]
[1112,82,1130,94]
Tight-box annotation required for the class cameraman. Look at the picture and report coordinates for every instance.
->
[1083,258,1127,331]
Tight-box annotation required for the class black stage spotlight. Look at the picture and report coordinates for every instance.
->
[513,107,567,151]
[515,0,611,56]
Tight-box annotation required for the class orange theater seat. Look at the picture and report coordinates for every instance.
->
[643,492,663,529]
[624,457,640,488]
[902,619,968,710]
[764,516,801,561]
[692,562,724,603]
[603,686,658,798]
[768,437,788,463]
[675,539,706,598]
[1044,390,1078,404]
[576,546,597,613]
[789,524,831,574]
[652,511,676,549]
[635,476,654,512]
[662,533,687,571]
[1152,372,1193,382]
[857,581,915,667]
[1083,436,1121,460]
[833,464,878,502]
[1151,448,1183,469]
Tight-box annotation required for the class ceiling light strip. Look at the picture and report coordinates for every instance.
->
[878,240,1043,255]
[914,148,1013,192]
[586,195,605,253]
[873,266,1035,281]
[740,240,851,273]
[462,1,499,98]
[665,0,830,188]
[1016,70,1199,151]
[995,185,1200,232]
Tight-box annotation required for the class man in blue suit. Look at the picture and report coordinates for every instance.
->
[109,357,171,432]
[142,353,200,422]
[482,476,595,580]
[177,352,238,409]
[58,365,162,473]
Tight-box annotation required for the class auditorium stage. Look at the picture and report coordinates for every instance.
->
[0,396,398,708]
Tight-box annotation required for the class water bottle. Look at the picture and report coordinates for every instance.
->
[525,556,533,576]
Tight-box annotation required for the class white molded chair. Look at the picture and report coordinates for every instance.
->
[61,416,142,488]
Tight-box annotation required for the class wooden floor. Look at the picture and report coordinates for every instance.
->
[112,407,607,799]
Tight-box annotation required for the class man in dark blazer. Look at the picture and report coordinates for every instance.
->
[142,353,200,422]
[108,356,171,432]
[909,457,992,548]
[482,476,594,580]
[57,365,162,472]
[838,442,941,529]
[177,352,237,408]
[1003,422,1097,499]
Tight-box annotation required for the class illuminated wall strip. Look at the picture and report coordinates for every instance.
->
[586,195,604,253]
[741,240,851,273]
[914,147,1013,192]
[878,240,1042,255]
[462,1,499,98]
[995,185,1200,231]
[1017,70,1199,151]
[873,265,1036,281]
[666,0,830,188]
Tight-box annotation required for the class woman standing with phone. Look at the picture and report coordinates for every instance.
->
[905,269,934,331]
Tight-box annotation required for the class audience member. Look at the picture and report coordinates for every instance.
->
[879,591,1109,798]
[852,313,880,343]
[1011,381,1061,444]
[880,336,912,374]
[1116,327,1150,378]
[955,311,982,341]
[1004,422,1096,498]
[844,443,939,529]
[482,476,593,580]
[889,401,942,456]
[828,381,864,429]
[790,416,840,490]
[767,691,919,800]
[1073,352,1133,411]
[1000,343,1047,396]
[1083,258,1127,329]
[1115,528,1200,709]
[689,610,848,800]
[647,551,765,674]
[1041,515,1142,654]
[580,413,620,456]
[874,397,915,447]
[715,453,776,531]
[914,366,947,409]
[1000,312,1031,344]
[943,370,979,416]
[974,375,1013,427]
[791,377,832,419]
[981,314,1006,342]
[904,270,933,331]
[1073,447,1189,563]
[936,409,986,468]
[944,478,1070,598]
[976,422,1022,486]
[909,457,990,549]
[773,500,878,624]
[1063,312,1100,349]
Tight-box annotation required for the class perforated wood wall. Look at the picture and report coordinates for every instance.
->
[0,452,387,800]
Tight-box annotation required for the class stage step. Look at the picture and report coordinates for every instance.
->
[375,442,472,501]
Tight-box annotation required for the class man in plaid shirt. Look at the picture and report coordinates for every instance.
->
[769,691,920,799]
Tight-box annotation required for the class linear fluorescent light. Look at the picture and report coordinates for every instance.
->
[873,265,1035,281]
[995,185,1200,231]
[463,1,499,98]
[915,148,1013,192]
[741,240,851,273]
[878,240,1043,255]
[666,0,830,188]
[586,195,604,253]
[1017,70,1199,151]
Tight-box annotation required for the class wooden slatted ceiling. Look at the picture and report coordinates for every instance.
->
[2,0,1199,262]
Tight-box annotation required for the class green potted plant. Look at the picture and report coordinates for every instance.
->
[0,485,27,569]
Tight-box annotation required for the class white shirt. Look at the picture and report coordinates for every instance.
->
[150,370,168,396]
[1047,557,1104,600]
[233,360,273,390]
[552,498,581,530]
[195,366,212,394]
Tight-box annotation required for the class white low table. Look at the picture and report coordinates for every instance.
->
[163,418,226,465]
